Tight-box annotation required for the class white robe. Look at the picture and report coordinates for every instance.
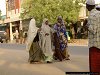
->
[40,24,53,56]
[26,18,39,51]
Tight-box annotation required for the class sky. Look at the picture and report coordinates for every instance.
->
[0,0,6,15]
[0,0,100,16]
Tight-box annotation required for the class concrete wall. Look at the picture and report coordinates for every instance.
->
[79,5,87,19]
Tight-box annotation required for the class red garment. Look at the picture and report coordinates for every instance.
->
[89,47,100,75]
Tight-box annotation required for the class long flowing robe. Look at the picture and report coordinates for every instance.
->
[53,22,69,61]
[87,9,100,73]
[40,19,53,61]
[26,18,45,62]
[26,18,39,51]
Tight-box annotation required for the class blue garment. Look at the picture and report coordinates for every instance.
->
[54,23,67,51]
[60,28,67,38]
[60,42,67,51]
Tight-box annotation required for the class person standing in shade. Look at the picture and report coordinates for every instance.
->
[23,28,27,44]
[15,27,19,43]
[84,0,100,73]
[70,21,75,39]
[26,18,45,64]
[40,18,53,63]
[19,30,23,44]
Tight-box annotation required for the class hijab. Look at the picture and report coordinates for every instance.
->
[28,18,38,32]
[26,18,39,51]
[41,18,48,27]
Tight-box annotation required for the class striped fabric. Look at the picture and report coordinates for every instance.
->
[89,47,100,74]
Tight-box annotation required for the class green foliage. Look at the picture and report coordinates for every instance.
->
[21,0,85,26]
[78,0,86,3]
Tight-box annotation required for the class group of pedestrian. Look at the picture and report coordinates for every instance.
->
[69,20,88,40]
[26,0,100,73]
[13,27,27,44]
[26,16,70,64]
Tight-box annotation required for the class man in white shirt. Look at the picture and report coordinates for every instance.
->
[84,0,100,73]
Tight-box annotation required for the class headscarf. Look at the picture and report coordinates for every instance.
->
[57,16,64,25]
[54,16,67,40]
[26,18,39,51]
[41,18,48,27]
[40,18,49,35]
[57,16,63,20]
[28,18,38,32]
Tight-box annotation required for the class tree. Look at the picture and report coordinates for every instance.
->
[20,0,85,26]
[79,0,86,3]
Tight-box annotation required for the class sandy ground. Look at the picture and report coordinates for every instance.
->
[0,44,89,75]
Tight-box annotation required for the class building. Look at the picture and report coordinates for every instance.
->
[5,0,22,41]
[0,0,30,42]
[79,3,88,20]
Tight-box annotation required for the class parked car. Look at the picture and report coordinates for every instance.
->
[0,31,7,43]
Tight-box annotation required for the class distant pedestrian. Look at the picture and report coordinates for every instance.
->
[23,29,27,43]
[26,18,45,64]
[73,22,78,39]
[19,30,23,44]
[70,22,75,39]
[15,27,19,43]
[77,25,82,39]
[70,21,76,43]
